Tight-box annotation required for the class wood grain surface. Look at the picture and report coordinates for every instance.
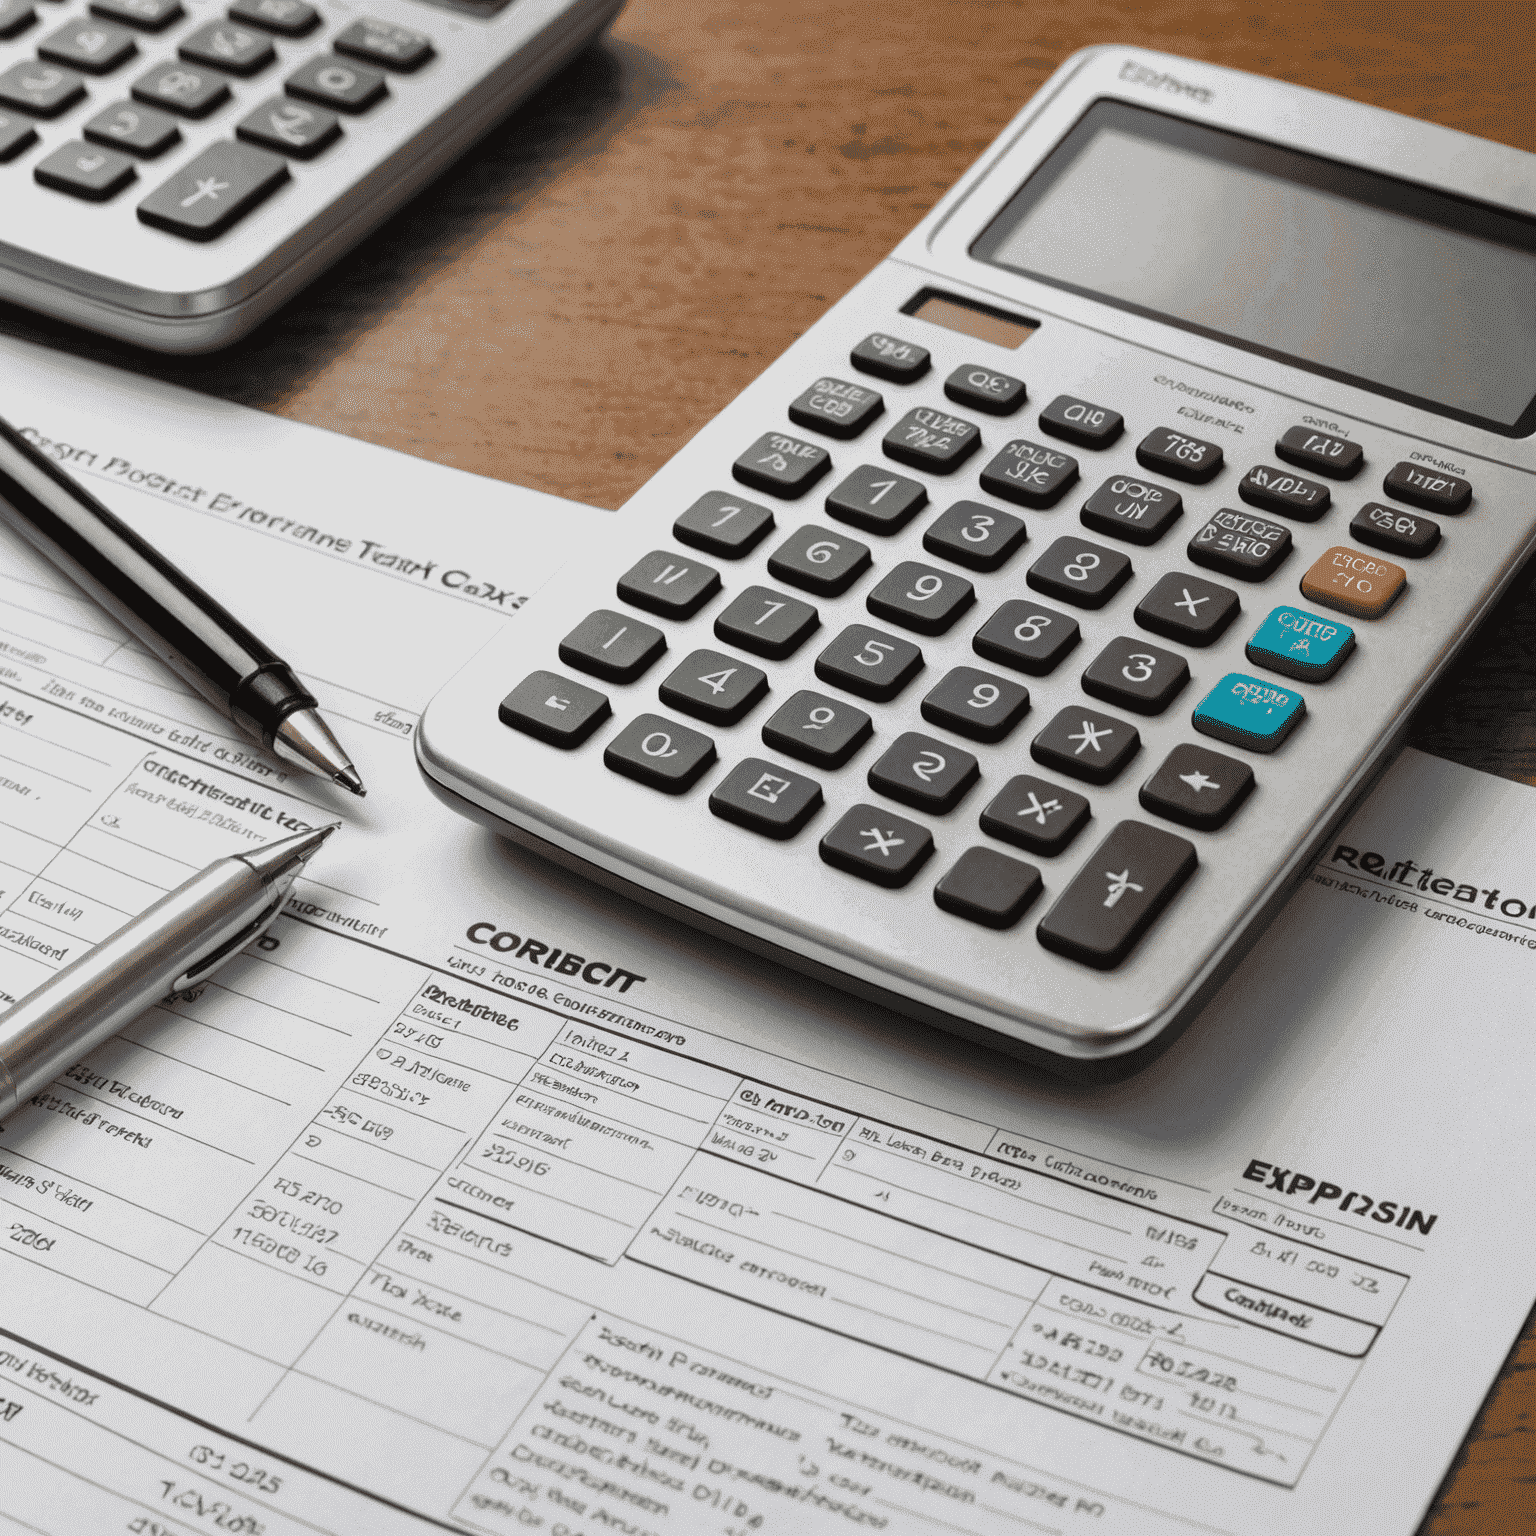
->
[2,0,1532,1527]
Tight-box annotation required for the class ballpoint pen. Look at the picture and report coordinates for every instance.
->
[0,416,365,797]
[0,825,337,1120]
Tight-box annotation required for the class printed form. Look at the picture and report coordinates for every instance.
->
[0,335,1530,1536]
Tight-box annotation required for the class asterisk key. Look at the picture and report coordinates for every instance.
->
[1069,721,1112,755]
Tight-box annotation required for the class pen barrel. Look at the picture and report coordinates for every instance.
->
[0,419,316,747]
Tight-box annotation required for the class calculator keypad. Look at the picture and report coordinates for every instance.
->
[559,610,667,684]
[868,731,979,813]
[136,138,284,234]
[815,624,923,702]
[1031,704,1140,784]
[768,525,870,596]
[826,464,927,533]
[709,758,823,840]
[922,500,1026,571]
[85,98,178,153]
[39,18,137,72]
[933,847,1042,928]
[34,137,133,195]
[761,691,871,768]
[605,713,716,792]
[1027,536,1132,609]
[285,53,385,112]
[919,666,1029,743]
[819,804,933,886]
[979,774,1090,857]
[866,561,974,635]
[713,585,819,659]
[979,438,1079,507]
[617,550,722,619]
[674,491,775,558]
[658,648,769,726]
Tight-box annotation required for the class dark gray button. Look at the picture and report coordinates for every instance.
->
[137,139,287,238]
[1032,705,1140,785]
[944,364,1025,416]
[713,585,818,660]
[85,100,179,155]
[1039,394,1122,448]
[883,406,982,474]
[604,713,715,793]
[732,431,831,499]
[825,464,926,533]
[499,670,610,748]
[180,20,273,75]
[920,666,1028,743]
[815,624,923,702]
[819,804,934,887]
[132,61,230,117]
[1136,427,1223,484]
[616,550,721,619]
[866,561,974,636]
[767,524,870,597]
[1082,637,1189,716]
[1080,474,1182,546]
[0,111,39,159]
[0,61,86,116]
[1036,821,1197,969]
[1139,744,1254,832]
[334,17,433,70]
[868,731,978,814]
[674,491,774,558]
[979,774,1090,856]
[557,609,666,684]
[1238,465,1330,521]
[709,758,822,840]
[788,377,883,440]
[850,333,929,383]
[972,599,1079,675]
[761,690,871,769]
[1188,509,1291,581]
[228,0,318,35]
[91,0,182,29]
[286,55,386,112]
[39,18,136,73]
[934,847,1042,929]
[658,648,768,726]
[1134,571,1239,646]
[979,438,1079,508]
[923,500,1026,572]
[236,96,339,157]
[1383,460,1471,514]
[1275,426,1362,480]
[1026,536,1132,610]
[35,140,135,198]
[0,0,34,41]
[1349,502,1441,560]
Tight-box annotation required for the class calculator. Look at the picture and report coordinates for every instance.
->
[0,0,621,351]
[417,47,1536,1078]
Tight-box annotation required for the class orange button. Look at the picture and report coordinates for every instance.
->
[1300,545,1406,619]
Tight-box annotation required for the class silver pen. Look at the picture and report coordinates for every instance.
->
[0,824,337,1119]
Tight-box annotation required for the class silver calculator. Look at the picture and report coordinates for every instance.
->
[0,0,621,351]
[417,47,1536,1078]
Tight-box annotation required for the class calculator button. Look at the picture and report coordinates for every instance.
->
[132,62,230,117]
[869,731,979,814]
[714,585,819,660]
[39,19,136,74]
[236,97,339,157]
[850,333,930,383]
[137,139,288,237]
[557,609,666,684]
[180,21,273,76]
[286,56,386,113]
[1298,546,1406,620]
[920,666,1028,743]
[1188,509,1291,581]
[0,0,34,40]
[819,805,934,887]
[972,599,1079,676]
[35,140,135,198]
[0,61,86,116]
[979,438,1078,508]
[228,0,317,36]
[616,550,721,619]
[815,625,923,702]
[1036,821,1197,969]
[1027,536,1132,610]
[673,491,774,558]
[1192,673,1305,753]
[710,758,822,840]
[93,0,181,26]
[1031,705,1140,785]
[659,649,768,726]
[1244,606,1354,683]
[499,670,610,748]
[1082,638,1189,716]
[1139,743,1254,831]
[1238,465,1330,522]
[826,464,927,534]
[979,774,1090,856]
[334,18,433,71]
[923,500,1026,572]
[934,847,1042,929]
[767,525,870,597]
[1136,428,1223,484]
[0,112,37,159]
[604,713,716,793]
[84,101,178,155]
[1080,474,1182,546]
[1038,394,1123,449]
[1133,572,1239,647]
[788,377,884,440]
[761,690,871,768]
[866,561,974,636]
[732,432,832,499]
[1275,426,1363,480]
[944,364,1025,416]
[1383,460,1471,515]
[882,406,983,474]
[1349,503,1441,560]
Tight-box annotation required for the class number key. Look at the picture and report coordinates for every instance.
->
[91,0,183,29]
[558,609,666,684]
[920,666,1029,743]
[0,61,86,116]
[815,625,923,702]
[923,499,1027,572]
[767,524,871,597]
[826,464,927,534]
[972,599,1079,675]
[673,491,775,558]
[713,585,820,660]
[866,561,975,636]
[658,648,768,726]
[1026,536,1132,609]
[39,18,137,73]
[179,20,273,76]
[285,55,387,113]
[761,690,872,768]
[868,731,979,813]
[604,713,716,793]
[1081,637,1189,715]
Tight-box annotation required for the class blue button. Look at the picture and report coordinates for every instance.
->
[1192,673,1305,753]
[1245,605,1355,682]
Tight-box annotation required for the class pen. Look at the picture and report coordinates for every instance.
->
[0,824,337,1119]
[0,416,365,797]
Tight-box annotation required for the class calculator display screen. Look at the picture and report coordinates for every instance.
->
[971,100,1536,436]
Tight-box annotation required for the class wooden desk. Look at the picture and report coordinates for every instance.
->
[2,0,1532,1525]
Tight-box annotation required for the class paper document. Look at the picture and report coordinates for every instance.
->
[0,334,1530,1536]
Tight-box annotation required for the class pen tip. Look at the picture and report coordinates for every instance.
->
[335,766,367,797]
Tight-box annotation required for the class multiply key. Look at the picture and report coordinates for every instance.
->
[819,804,934,887]
[979,774,1090,856]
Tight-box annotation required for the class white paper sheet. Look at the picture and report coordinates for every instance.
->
[0,334,1530,1536]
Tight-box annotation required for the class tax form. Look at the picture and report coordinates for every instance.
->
[0,333,1532,1536]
